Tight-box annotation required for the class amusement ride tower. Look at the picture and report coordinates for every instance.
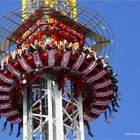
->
[0,0,120,140]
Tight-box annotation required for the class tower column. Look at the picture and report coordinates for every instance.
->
[23,89,28,140]
[47,79,54,140]
[78,96,85,140]
[23,87,33,140]
[54,82,64,140]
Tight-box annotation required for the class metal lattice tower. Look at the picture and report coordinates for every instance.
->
[0,0,120,140]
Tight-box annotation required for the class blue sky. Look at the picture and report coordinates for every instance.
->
[0,0,140,140]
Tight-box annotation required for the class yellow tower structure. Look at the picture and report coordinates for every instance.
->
[22,0,77,19]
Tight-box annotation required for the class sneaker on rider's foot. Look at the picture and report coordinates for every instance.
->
[2,127,6,132]
[112,73,118,77]
[109,113,115,118]
[16,132,21,138]
[116,92,121,96]
[112,108,118,112]
[9,131,13,136]
[105,119,110,124]
[115,103,120,108]
[103,64,109,68]
[88,131,94,137]
[112,78,119,84]
[117,97,122,101]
